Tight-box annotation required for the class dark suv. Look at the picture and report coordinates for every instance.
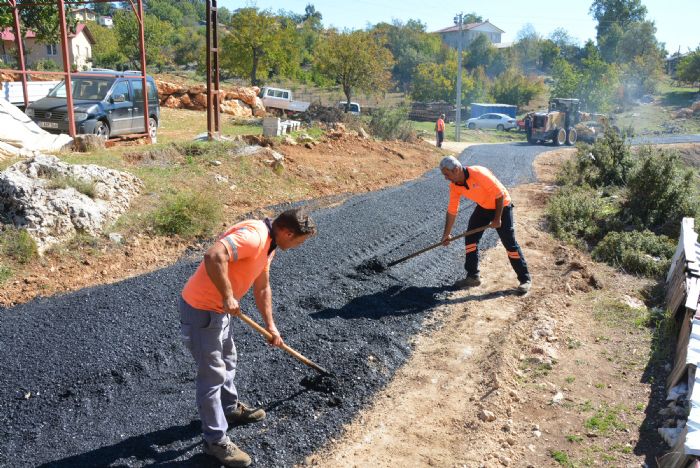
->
[25,69,159,141]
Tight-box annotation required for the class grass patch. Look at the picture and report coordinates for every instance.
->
[550,450,574,467]
[0,228,38,264]
[412,120,526,143]
[45,174,97,199]
[151,191,222,238]
[592,230,676,277]
[0,263,11,284]
[566,434,583,443]
[584,404,627,435]
[546,185,619,246]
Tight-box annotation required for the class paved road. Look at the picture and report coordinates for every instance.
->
[0,136,696,467]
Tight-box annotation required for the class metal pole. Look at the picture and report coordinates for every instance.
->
[212,0,220,136]
[136,0,149,142]
[455,13,463,142]
[57,0,76,137]
[205,0,212,140]
[9,1,29,109]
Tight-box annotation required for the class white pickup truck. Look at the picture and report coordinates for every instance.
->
[1,80,60,108]
[259,86,310,115]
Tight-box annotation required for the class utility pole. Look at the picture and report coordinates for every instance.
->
[454,12,464,142]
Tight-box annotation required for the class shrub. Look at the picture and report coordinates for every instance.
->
[489,68,544,108]
[33,58,61,71]
[624,146,699,237]
[592,230,676,277]
[561,130,635,188]
[368,106,416,141]
[546,186,620,245]
[0,228,38,264]
[0,264,11,284]
[151,191,221,237]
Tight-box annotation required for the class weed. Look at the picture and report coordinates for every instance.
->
[594,383,605,389]
[592,230,676,277]
[45,175,97,199]
[546,185,619,245]
[580,400,594,412]
[151,191,222,238]
[0,263,11,284]
[368,106,416,141]
[584,404,626,434]
[635,403,646,411]
[565,376,576,384]
[566,434,583,443]
[567,338,582,349]
[550,450,574,467]
[0,228,38,264]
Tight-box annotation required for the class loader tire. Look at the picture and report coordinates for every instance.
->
[566,127,577,145]
[554,128,566,146]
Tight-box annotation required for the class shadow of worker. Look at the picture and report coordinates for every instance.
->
[39,421,216,468]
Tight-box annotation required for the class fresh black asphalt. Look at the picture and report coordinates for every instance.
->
[1,136,698,467]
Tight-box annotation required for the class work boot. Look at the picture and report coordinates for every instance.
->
[455,275,481,288]
[203,437,251,468]
[226,402,266,425]
[517,279,532,295]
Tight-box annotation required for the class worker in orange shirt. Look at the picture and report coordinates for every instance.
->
[435,113,445,148]
[439,156,531,294]
[179,208,316,467]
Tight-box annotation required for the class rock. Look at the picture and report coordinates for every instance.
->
[0,154,142,253]
[478,409,497,422]
[210,160,222,166]
[108,232,124,244]
[358,127,370,139]
[72,134,105,152]
[220,99,253,118]
[192,93,207,109]
[156,80,187,96]
[551,392,564,404]
[305,142,313,149]
[498,455,511,466]
[162,94,183,109]
[213,174,228,184]
[282,136,297,146]
[532,430,542,438]
[622,294,645,310]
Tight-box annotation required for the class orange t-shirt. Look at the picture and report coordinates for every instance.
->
[181,219,275,312]
[436,118,445,132]
[447,166,511,215]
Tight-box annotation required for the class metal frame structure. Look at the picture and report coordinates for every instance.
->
[0,0,151,142]
[205,0,220,140]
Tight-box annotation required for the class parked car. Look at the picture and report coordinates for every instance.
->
[337,101,361,116]
[25,69,159,141]
[465,113,517,131]
[259,86,310,115]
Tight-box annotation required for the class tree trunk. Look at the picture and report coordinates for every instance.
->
[251,49,259,86]
[343,86,352,113]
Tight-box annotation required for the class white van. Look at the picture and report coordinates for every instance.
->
[337,101,361,116]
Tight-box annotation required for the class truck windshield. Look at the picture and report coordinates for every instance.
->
[48,78,113,100]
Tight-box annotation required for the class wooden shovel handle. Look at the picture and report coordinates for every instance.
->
[236,312,330,375]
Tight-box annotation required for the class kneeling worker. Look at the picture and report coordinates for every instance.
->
[439,156,531,294]
[179,208,316,467]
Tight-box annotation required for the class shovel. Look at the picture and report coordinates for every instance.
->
[235,311,331,376]
[384,224,490,268]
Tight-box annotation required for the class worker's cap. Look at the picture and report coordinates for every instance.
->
[440,113,446,118]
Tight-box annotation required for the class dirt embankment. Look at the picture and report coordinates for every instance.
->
[307,148,664,467]
[0,136,446,307]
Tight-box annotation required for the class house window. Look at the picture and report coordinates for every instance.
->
[46,44,57,56]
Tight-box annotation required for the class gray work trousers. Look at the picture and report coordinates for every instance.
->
[179,297,239,444]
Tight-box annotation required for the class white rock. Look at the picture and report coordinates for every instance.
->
[108,232,124,244]
[551,392,564,404]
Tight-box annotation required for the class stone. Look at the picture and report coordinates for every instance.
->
[0,154,142,253]
[220,99,253,118]
[210,160,222,166]
[478,409,497,422]
[108,232,124,244]
[551,392,564,404]
[358,127,370,139]
[162,94,183,109]
[155,80,187,95]
[282,136,297,146]
[72,134,105,152]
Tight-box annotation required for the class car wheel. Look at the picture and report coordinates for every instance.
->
[468,123,475,130]
[496,124,504,131]
[149,117,158,143]
[93,120,110,139]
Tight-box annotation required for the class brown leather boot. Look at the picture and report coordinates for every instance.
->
[203,437,251,467]
[226,402,266,425]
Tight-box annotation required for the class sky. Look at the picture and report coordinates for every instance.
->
[219,0,700,55]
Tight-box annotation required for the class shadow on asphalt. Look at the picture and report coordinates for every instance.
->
[40,421,207,467]
[310,284,521,320]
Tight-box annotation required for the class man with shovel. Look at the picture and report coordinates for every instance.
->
[179,208,316,467]
[439,156,531,294]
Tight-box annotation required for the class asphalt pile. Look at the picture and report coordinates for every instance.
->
[0,143,548,467]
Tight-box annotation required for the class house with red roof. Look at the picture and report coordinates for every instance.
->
[0,23,96,71]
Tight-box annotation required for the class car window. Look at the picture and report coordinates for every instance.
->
[111,80,130,101]
[147,81,157,101]
[350,104,359,112]
[130,80,143,102]
[282,91,289,99]
[48,77,113,100]
[274,90,284,98]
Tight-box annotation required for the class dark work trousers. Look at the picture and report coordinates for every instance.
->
[464,204,530,283]
[436,131,444,148]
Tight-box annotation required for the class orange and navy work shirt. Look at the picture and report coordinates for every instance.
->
[436,118,445,132]
[181,219,276,313]
[447,166,511,215]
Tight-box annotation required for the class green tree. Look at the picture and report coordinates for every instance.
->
[463,13,483,24]
[315,30,394,106]
[465,34,495,70]
[92,2,114,16]
[551,58,581,98]
[411,52,474,103]
[114,10,174,70]
[589,0,647,42]
[146,0,184,26]
[221,8,299,85]
[490,68,544,107]
[90,23,127,69]
[677,47,700,91]
[513,23,541,71]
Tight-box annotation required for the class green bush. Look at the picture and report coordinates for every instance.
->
[546,186,620,245]
[368,106,416,141]
[0,264,11,284]
[151,191,221,237]
[592,230,676,277]
[0,228,38,264]
[560,130,635,188]
[623,146,699,237]
[33,58,61,71]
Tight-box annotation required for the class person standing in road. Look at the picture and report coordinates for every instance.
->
[435,113,445,148]
[179,208,316,467]
[439,156,531,294]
